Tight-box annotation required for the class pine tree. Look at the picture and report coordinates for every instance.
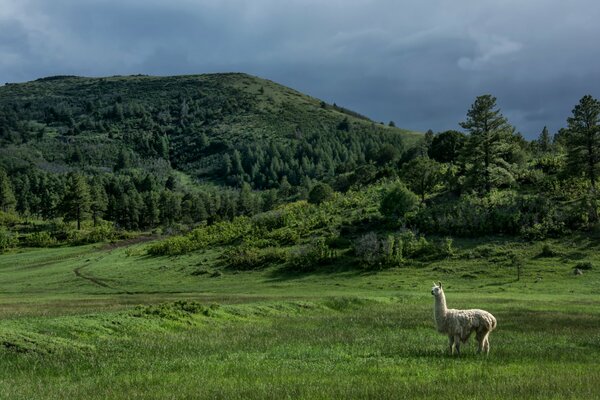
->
[62,173,91,230]
[89,180,108,227]
[537,126,552,153]
[460,95,517,194]
[565,95,600,189]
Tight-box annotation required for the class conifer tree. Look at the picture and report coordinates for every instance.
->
[460,95,517,194]
[62,173,91,230]
[89,180,108,227]
[565,95,600,189]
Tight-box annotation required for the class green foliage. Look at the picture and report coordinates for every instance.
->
[459,94,521,194]
[575,261,593,270]
[380,183,419,221]
[412,190,567,238]
[25,231,57,247]
[308,183,334,205]
[400,157,443,202]
[287,237,337,271]
[0,227,18,252]
[429,130,466,163]
[223,245,286,270]
[0,168,16,212]
[564,95,600,190]
[61,173,91,230]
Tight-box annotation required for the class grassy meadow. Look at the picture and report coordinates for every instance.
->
[1,236,599,399]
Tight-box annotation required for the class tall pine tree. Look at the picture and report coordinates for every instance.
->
[565,95,600,189]
[460,95,517,194]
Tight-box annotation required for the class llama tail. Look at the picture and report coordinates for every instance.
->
[490,314,497,331]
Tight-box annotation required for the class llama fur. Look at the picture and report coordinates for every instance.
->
[431,282,496,355]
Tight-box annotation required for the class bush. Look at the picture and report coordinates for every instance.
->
[25,231,57,247]
[354,231,452,269]
[539,243,558,257]
[287,237,337,272]
[308,183,334,205]
[223,244,287,271]
[575,261,593,270]
[0,228,18,252]
[380,183,419,221]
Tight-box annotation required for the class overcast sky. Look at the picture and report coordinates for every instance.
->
[1,0,599,138]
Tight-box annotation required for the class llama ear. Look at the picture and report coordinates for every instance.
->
[433,281,437,287]
[438,281,442,288]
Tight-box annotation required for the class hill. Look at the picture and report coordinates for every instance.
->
[0,73,420,189]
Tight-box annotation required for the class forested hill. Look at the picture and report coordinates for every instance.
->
[0,73,420,189]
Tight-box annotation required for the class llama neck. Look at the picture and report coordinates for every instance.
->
[434,291,448,324]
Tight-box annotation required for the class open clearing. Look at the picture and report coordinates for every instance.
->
[1,239,599,399]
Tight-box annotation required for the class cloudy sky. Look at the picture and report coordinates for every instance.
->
[1,0,599,138]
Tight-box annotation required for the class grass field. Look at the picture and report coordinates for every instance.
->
[1,237,599,399]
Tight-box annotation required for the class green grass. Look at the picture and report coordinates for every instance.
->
[0,237,599,399]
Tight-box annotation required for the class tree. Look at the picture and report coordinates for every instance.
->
[429,130,466,163]
[308,182,334,205]
[459,95,517,194]
[380,183,419,221]
[422,129,435,156]
[62,173,91,230]
[565,95,600,189]
[114,148,132,172]
[401,157,443,203]
[374,144,399,166]
[0,169,16,213]
[537,126,552,153]
[89,180,108,227]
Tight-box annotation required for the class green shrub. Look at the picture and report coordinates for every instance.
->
[575,261,593,270]
[223,244,288,271]
[287,237,337,272]
[539,243,558,257]
[0,211,19,227]
[380,183,419,221]
[308,183,334,205]
[265,226,300,245]
[0,228,18,252]
[25,231,58,247]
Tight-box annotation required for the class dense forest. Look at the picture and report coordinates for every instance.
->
[0,73,599,255]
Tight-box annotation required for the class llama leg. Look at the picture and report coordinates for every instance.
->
[483,333,490,354]
[476,331,485,354]
[448,335,454,355]
[453,335,461,356]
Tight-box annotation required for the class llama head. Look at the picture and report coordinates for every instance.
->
[431,281,443,296]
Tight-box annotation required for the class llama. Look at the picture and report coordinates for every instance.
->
[431,282,496,355]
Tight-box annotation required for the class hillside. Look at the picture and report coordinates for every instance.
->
[0,73,420,189]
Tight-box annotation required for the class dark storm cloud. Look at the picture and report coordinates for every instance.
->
[1,0,599,138]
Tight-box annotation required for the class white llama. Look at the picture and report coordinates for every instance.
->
[431,282,496,355]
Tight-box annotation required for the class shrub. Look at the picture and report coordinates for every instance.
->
[308,183,334,205]
[287,237,337,272]
[575,261,593,270]
[265,226,300,245]
[25,231,57,247]
[539,243,558,257]
[380,183,419,221]
[0,228,18,252]
[0,211,19,227]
